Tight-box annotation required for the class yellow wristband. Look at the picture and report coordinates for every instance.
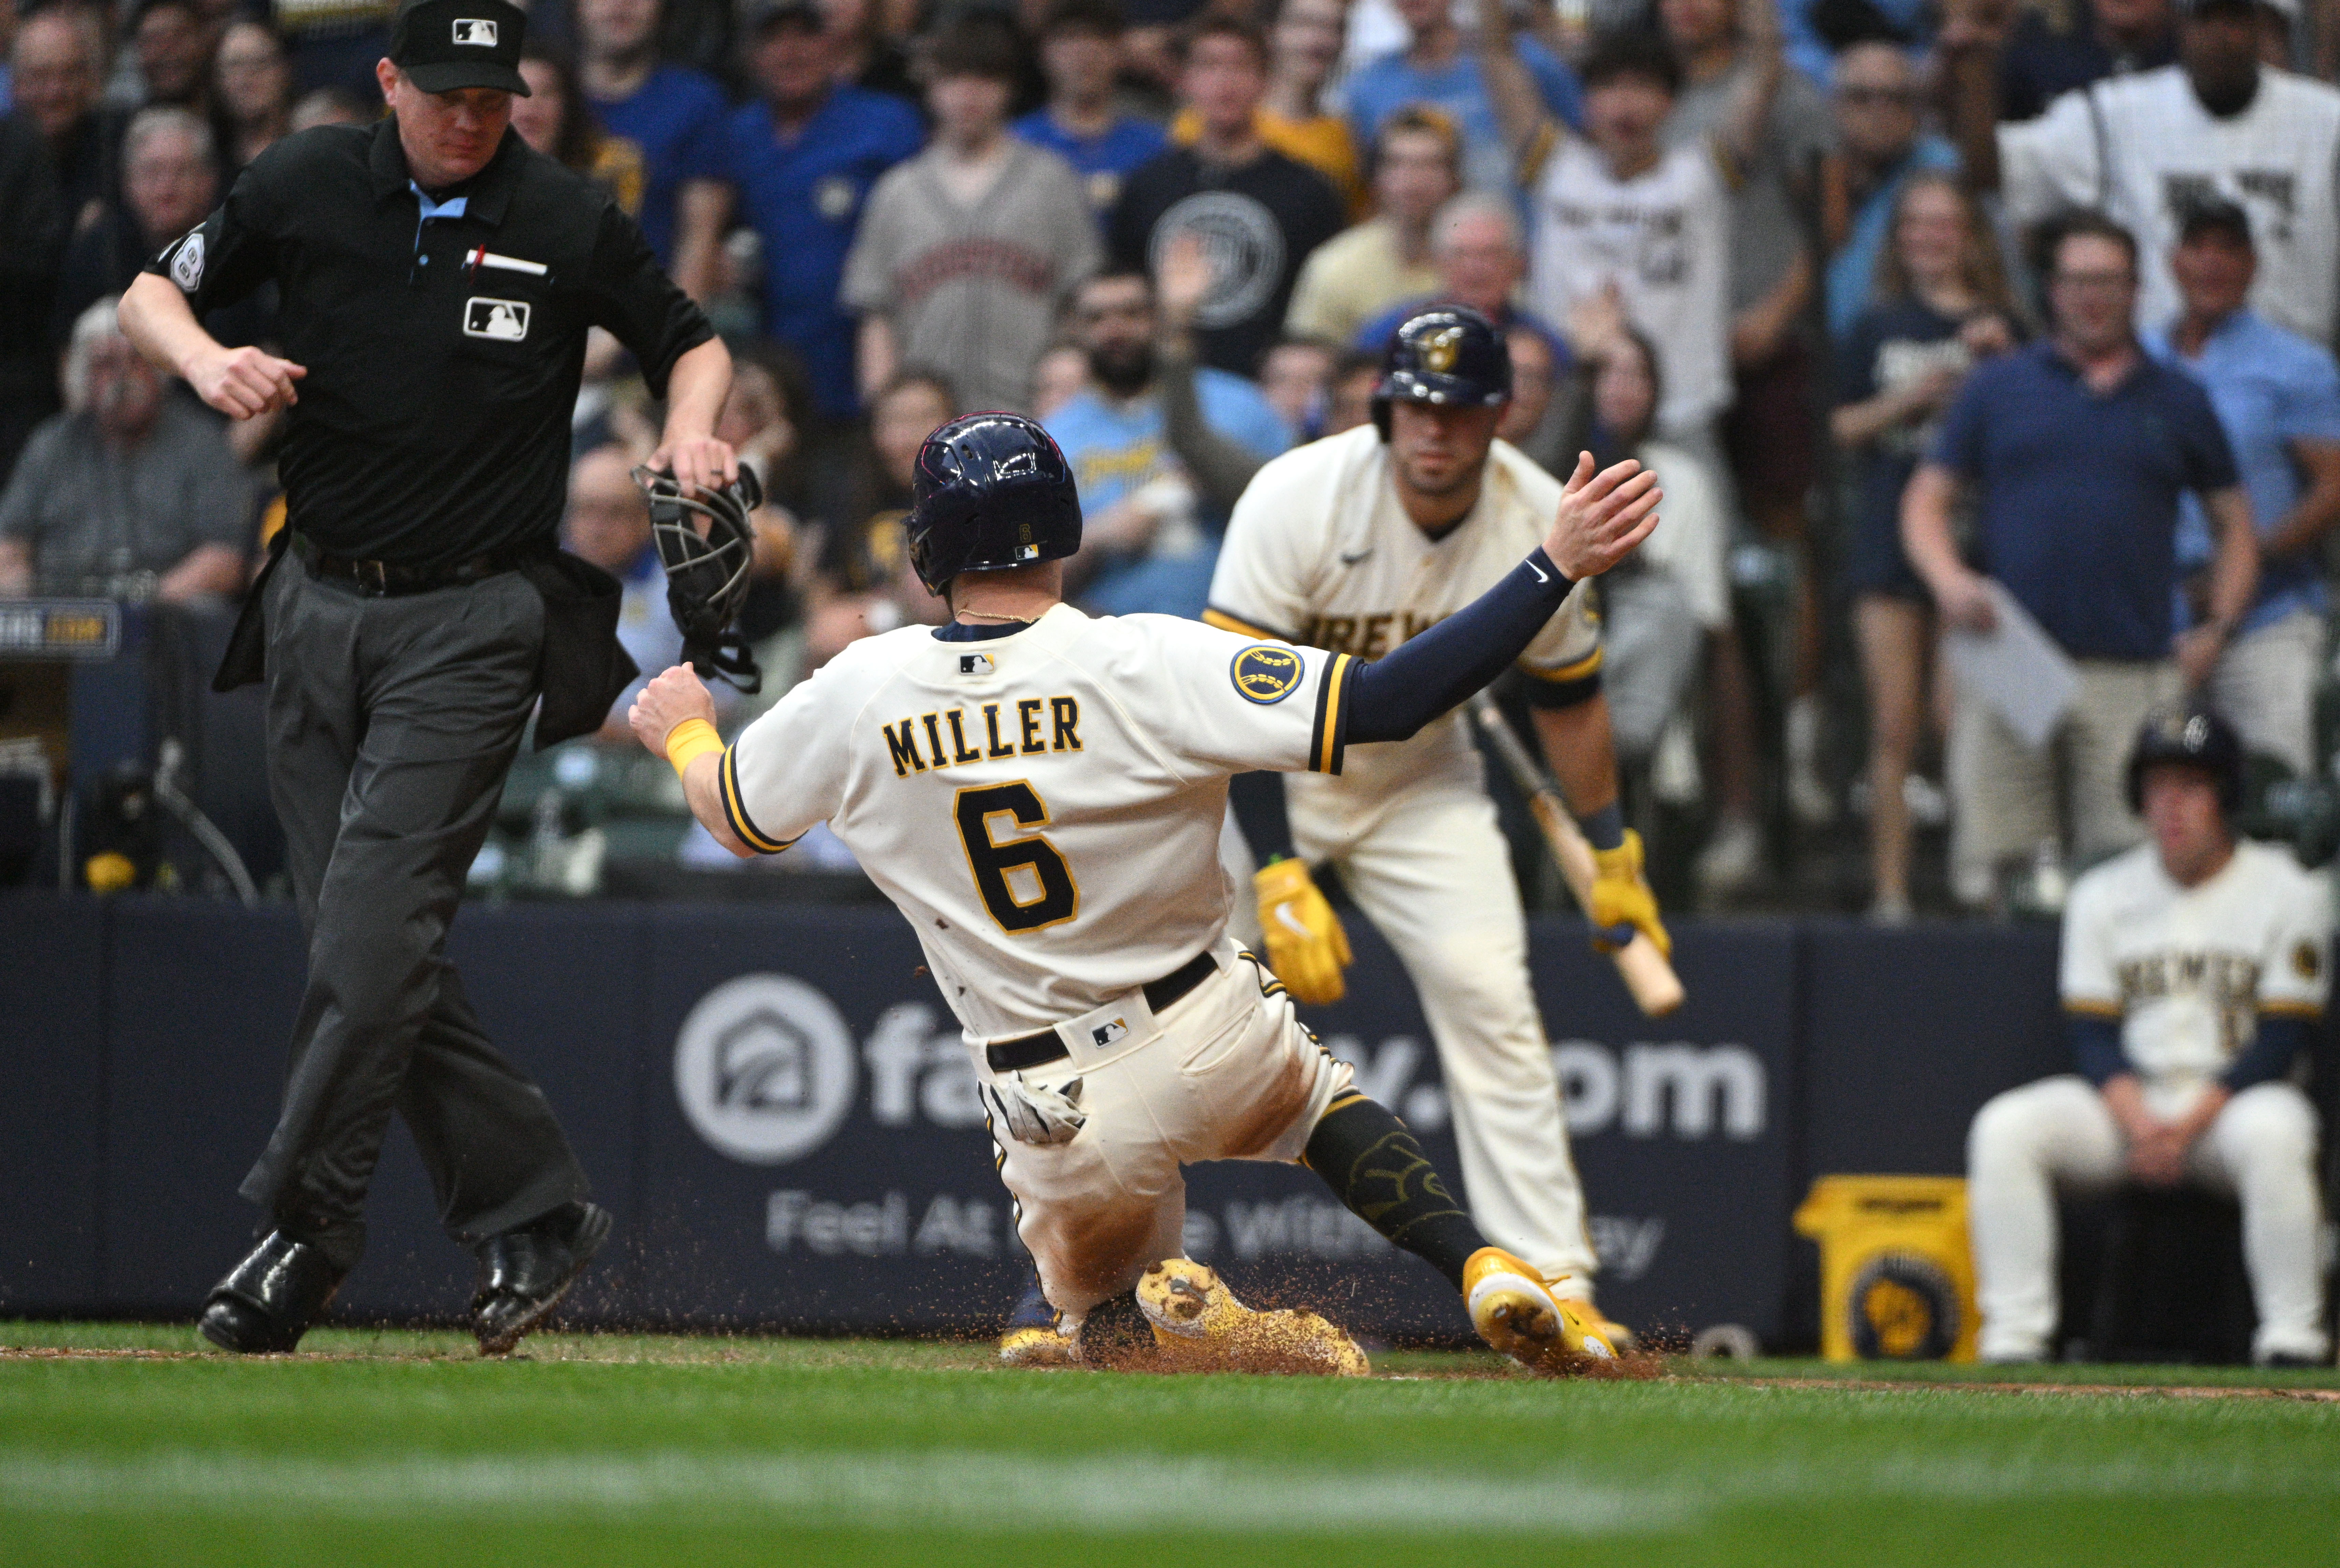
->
[665,717,724,780]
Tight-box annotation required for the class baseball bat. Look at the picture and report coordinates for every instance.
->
[1468,691,1686,1017]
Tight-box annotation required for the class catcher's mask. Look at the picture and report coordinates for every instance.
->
[636,462,764,693]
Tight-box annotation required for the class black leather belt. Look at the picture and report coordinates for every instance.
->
[292,531,542,596]
[984,950,1218,1074]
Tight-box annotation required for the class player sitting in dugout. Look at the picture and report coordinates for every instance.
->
[1967,705,2333,1368]
[627,409,1661,1374]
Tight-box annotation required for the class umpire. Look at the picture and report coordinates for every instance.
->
[119,0,735,1355]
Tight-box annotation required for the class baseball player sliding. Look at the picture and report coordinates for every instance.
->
[1967,705,2332,1366]
[1203,307,1664,1338]
[630,411,1662,1373]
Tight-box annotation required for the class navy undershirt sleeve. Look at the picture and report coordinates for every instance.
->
[2069,1013,2128,1088]
[1228,770,1297,863]
[1346,550,1574,744]
[2225,1015,2312,1094]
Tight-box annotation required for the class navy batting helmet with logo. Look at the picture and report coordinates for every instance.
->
[2125,702,2245,815]
[1371,305,1511,440]
[906,412,1083,596]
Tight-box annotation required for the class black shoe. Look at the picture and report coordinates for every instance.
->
[2261,1352,2327,1370]
[197,1232,346,1354]
[471,1201,611,1356]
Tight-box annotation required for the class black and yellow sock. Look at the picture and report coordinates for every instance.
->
[1303,1092,1487,1290]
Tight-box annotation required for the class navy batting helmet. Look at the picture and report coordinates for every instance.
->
[906,412,1083,596]
[1372,305,1511,440]
[2125,702,2245,815]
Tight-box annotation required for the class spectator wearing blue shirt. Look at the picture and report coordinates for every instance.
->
[577,0,729,272]
[1826,41,1959,343]
[689,0,922,421]
[1904,212,2257,908]
[2148,200,2340,779]
[1777,0,1935,85]
[1046,265,1293,619]
[1344,0,1582,194]
[1013,0,1168,215]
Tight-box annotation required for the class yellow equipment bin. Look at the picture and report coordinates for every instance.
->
[1794,1175,1979,1362]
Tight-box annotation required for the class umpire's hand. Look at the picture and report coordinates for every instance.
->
[629,664,719,756]
[188,343,306,419]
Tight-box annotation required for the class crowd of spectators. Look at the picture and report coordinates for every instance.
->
[9,0,2340,919]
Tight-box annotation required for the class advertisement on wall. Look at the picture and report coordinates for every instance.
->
[638,907,1799,1342]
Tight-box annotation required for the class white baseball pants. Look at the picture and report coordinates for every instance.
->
[981,945,1354,1323]
[1297,783,1599,1293]
[1967,1074,2328,1363]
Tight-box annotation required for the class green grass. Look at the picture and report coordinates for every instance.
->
[6,1324,2339,1566]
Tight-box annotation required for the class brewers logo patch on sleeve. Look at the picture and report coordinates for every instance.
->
[1231,644,1303,704]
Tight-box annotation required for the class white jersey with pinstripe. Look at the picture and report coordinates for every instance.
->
[1204,424,1600,825]
[720,601,1357,1040]
[2060,839,2332,1091]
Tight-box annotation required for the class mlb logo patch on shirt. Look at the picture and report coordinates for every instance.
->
[452,18,498,44]
[463,298,530,341]
[958,653,995,677]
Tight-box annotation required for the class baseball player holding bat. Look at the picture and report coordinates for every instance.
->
[629,411,1661,1373]
[1198,307,1667,1342]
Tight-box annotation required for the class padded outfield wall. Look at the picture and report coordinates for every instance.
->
[0,895,2124,1345]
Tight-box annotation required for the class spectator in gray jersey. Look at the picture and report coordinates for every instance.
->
[842,16,1100,414]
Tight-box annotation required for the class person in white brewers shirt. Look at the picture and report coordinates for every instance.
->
[627,410,1662,1373]
[1995,0,2340,344]
[1479,0,1786,455]
[1204,307,1667,1350]
[1967,704,2332,1367]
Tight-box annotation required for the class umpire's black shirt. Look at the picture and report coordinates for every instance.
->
[145,118,713,569]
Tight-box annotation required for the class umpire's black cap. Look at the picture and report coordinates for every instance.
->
[390,0,531,96]
[1372,305,1511,440]
[2126,702,2246,815]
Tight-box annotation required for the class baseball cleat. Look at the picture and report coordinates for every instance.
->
[1135,1258,1369,1376]
[1000,1321,1080,1368]
[1465,1246,1616,1374]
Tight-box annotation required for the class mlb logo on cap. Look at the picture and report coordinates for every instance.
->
[390,0,531,95]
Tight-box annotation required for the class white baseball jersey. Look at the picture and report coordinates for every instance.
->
[1203,425,1601,827]
[1524,135,1734,434]
[2060,839,2332,1088]
[721,604,1356,1039]
[2000,66,2340,343]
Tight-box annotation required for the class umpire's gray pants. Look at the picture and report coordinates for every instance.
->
[237,559,587,1271]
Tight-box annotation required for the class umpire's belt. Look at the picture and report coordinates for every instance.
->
[984,950,1218,1074]
[291,531,545,596]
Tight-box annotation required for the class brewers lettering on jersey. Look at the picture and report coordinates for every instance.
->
[631,410,1663,1375]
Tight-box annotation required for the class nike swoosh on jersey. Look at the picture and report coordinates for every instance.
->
[1338,549,1372,565]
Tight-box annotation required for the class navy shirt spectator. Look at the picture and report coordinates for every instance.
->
[1928,342,2235,659]
[1014,0,1168,214]
[577,0,730,268]
[694,0,922,419]
[1903,212,2256,907]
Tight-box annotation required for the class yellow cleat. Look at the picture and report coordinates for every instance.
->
[1464,1246,1617,1375]
[1134,1258,1370,1377]
[998,1320,1079,1368]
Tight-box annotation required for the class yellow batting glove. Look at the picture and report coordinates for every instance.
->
[1254,856,1352,1005]
[1587,828,1670,958]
